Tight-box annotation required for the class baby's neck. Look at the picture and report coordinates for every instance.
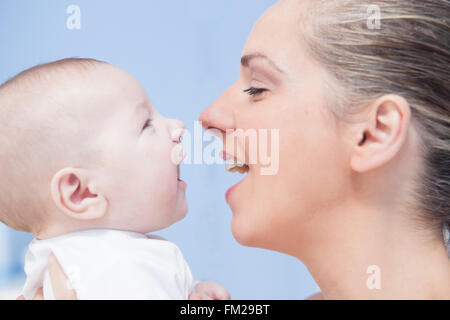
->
[35,224,88,240]
[34,218,112,240]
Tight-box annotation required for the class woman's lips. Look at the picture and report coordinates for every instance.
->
[223,149,249,200]
[221,150,230,161]
[225,179,243,200]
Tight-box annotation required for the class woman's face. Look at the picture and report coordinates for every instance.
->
[199,0,351,255]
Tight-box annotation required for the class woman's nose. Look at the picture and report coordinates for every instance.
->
[199,87,235,139]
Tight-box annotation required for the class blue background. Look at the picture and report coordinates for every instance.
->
[0,0,317,299]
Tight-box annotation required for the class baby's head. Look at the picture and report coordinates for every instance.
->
[0,58,187,239]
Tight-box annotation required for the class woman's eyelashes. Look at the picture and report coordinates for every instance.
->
[243,87,268,98]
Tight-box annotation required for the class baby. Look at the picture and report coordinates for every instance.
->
[0,58,229,300]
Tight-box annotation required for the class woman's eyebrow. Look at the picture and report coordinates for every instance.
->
[240,53,285,74]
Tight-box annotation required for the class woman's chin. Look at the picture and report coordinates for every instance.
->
[230,212,259,247]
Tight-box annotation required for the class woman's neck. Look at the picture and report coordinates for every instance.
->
[299,201,450,299]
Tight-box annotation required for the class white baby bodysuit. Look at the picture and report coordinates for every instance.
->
[21,229,196,300]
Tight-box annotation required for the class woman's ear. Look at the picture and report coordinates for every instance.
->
[350,94,411,173]
[50,168,108,220]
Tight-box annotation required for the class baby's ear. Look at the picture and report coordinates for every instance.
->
[50,168,107,220]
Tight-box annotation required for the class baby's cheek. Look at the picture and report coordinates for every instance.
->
[153,170,178,200]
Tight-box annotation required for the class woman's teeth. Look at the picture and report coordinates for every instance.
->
[226,164,249,174]
[222,150,249,174]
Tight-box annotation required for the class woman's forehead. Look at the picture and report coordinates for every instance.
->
[242,1,312,76]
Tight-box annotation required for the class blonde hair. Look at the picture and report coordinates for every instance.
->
[0,58,106,233]
[303,1,449,236]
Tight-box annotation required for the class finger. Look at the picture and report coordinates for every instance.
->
[214,292,231,300]
[16,295,25,300]
[214,288,231,300]
[32,287,44,300]
[207,282,231,300]
[48,252,77,300]
[188,293,203,300]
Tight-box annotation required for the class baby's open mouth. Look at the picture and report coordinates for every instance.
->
[177,165,182,181]
[176,164,187,190]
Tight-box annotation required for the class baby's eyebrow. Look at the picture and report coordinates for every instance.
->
[134,100,149,117]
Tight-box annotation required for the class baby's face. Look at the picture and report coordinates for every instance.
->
[78,65,188,233]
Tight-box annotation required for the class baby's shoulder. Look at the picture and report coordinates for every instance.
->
[145,234,167,241]
[46,230,185,266]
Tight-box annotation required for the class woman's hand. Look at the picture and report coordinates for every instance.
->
[188,281,230,300]
[16,253,77,300]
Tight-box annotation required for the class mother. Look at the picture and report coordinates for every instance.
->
[35,0,450,299]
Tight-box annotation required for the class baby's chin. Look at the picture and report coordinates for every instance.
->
[140,201,188,233]
[172,197,189,223]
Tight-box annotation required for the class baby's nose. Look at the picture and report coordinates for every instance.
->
[170,120,185,143]
[171,132,186,166]
[171,142,186,165]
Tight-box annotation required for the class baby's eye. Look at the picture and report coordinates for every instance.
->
[142,119,153,131]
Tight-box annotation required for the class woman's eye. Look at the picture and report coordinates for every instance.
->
[142,119,153,131]
[243,87,268,97]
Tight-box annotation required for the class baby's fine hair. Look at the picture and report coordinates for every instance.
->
[0,58,106,233]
